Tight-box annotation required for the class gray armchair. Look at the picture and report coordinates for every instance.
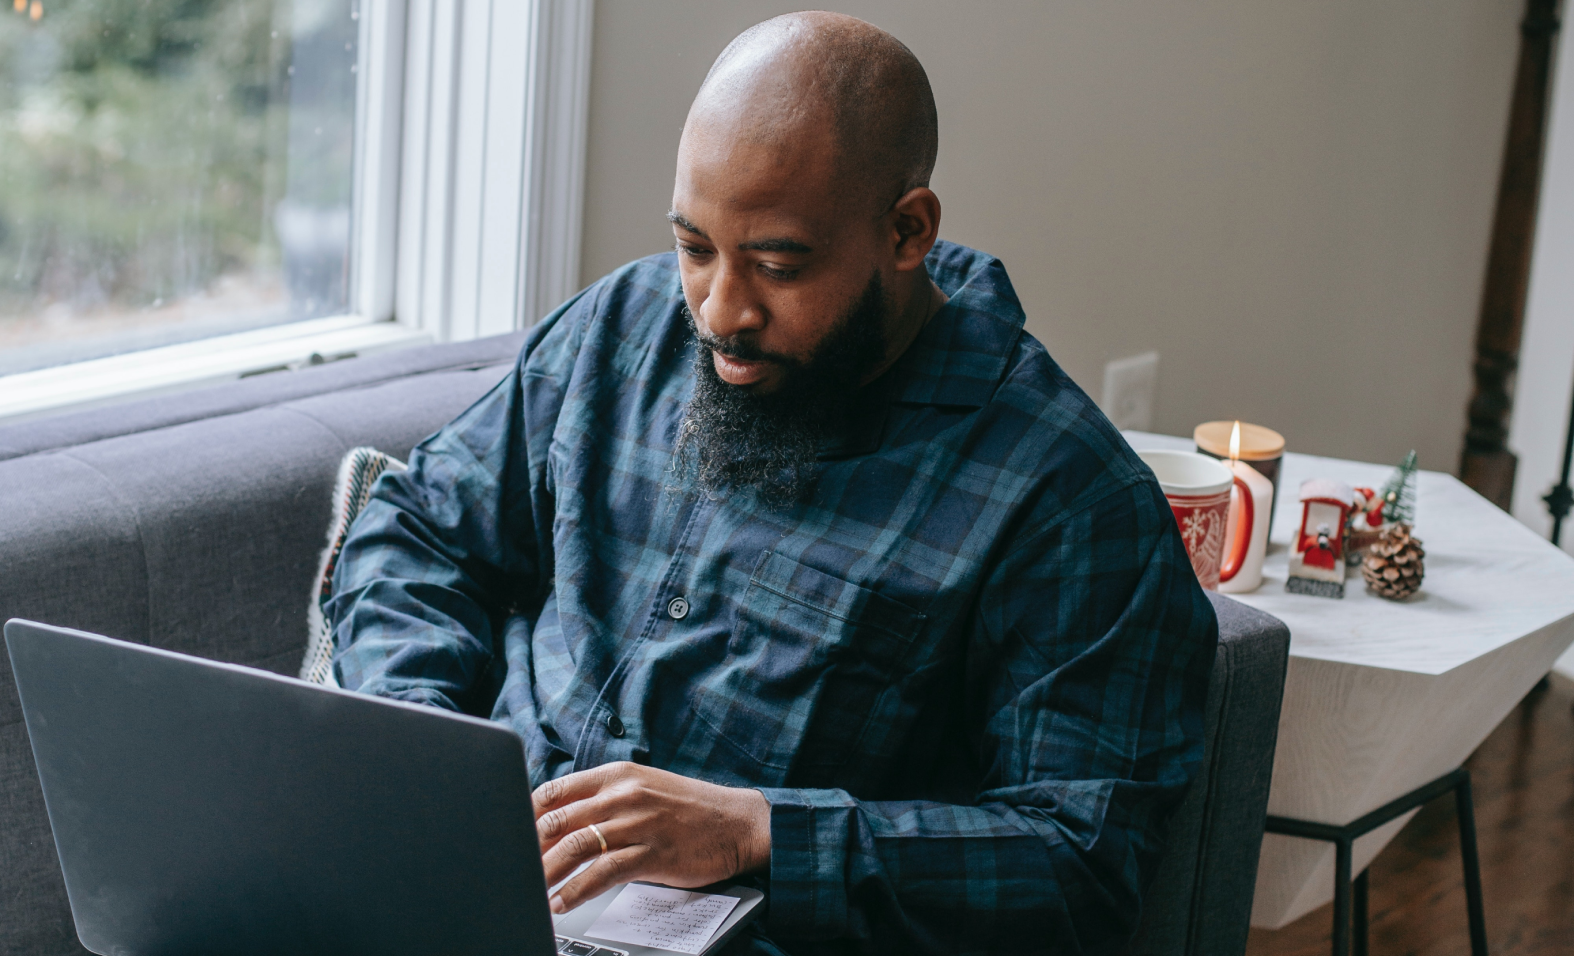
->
[1124,593,1291,956]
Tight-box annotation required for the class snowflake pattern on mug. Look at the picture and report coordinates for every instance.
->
[1168,489,1232,589]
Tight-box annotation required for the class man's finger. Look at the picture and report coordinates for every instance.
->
[537,792,617,856]
[541,818,628,887]
[550,844,646,915]
[532,763,621,818]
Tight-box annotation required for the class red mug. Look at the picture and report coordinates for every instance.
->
[1138,450,1255,591]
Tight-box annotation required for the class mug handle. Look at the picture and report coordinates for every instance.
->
[1218,474,1255,583]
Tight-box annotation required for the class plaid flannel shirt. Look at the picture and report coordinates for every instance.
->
[328,240,1217,956]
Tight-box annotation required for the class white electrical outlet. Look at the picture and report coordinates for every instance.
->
[1101,351,1159,432]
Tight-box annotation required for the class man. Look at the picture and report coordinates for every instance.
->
[329,12,1216,955]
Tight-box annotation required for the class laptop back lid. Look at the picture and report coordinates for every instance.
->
[5,619,555,956]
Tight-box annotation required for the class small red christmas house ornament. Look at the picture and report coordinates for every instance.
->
[1286,478,1355,598]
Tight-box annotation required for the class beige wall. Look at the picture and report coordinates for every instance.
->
[580,1,1520,467]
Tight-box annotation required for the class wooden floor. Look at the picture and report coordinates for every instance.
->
[1245,674,1574,956]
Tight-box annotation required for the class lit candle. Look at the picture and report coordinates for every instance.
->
[1219,421,1276,593]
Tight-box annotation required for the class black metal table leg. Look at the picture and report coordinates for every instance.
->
[1455,775,1489,956]
[1353,868,1369,956]
[1332,838,1352,956]
[1265,767,1489,956]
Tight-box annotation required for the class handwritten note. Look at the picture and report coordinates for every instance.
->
[584,884,740,955]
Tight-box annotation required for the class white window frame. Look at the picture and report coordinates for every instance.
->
[397,0,594,342]
[0,0,594,424]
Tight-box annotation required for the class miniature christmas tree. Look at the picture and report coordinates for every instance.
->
[1377,450,1418,526]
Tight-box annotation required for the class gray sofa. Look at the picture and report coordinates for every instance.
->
[0,334,1288,955]
[0,334,525,955]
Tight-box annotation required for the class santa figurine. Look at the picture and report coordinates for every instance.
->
[1286,478,1355,598]
[1344,485,1387,564]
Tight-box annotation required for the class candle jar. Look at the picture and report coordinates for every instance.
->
[1195,421,1286,530]
[1218,459,1275,593]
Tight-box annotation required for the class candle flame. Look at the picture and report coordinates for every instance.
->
[29,0,40,20]
[1229,420,1241,462]
[13,0,24,13]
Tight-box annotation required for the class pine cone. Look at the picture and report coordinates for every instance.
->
[1361,523,1425,600]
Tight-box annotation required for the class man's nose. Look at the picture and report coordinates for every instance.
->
[699,260,766,339]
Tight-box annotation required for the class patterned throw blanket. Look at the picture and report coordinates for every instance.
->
[300,446,406,686]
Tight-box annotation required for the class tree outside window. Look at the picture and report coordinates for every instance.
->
[0,0,358,376]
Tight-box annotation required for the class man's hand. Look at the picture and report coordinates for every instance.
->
[533,762,771,914]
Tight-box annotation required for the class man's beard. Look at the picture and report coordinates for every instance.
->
[673,270,889,506]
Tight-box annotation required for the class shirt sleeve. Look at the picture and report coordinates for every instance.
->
[756,474,1218,955]
[326,292,587,712]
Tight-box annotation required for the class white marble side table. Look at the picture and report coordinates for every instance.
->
[1125,433,1574,950]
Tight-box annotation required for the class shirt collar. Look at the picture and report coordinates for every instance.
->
[888,240,1026,409]
[815,243,1025,460]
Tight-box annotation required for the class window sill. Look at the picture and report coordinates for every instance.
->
[0,316,430,425]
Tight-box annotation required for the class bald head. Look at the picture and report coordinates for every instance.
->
[687,12,937,207]
[669,13,946,418]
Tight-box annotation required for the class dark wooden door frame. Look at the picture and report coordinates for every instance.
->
[1460,0,1563,510]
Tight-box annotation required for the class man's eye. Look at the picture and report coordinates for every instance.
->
[759,264,798,281]
[677,243,712,260]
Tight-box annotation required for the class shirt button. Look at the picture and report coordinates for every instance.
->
[605,713,625,738]
[666,596,690,620]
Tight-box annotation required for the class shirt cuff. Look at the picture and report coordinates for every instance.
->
[756,787,859,940]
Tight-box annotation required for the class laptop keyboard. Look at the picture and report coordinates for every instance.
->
[556,935,629,956]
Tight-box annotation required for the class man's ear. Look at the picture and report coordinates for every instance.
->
[890,186,942,272]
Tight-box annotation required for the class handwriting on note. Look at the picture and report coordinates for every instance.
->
[584,884,741,955]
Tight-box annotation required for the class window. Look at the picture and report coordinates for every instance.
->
[0,0,593,423]
[0,0,360,376]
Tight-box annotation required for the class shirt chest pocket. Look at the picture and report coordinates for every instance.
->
[691,551,926,777]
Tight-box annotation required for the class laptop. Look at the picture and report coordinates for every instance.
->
[4,619,762,956]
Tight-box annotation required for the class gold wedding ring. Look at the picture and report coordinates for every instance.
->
[587,822,608,855]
